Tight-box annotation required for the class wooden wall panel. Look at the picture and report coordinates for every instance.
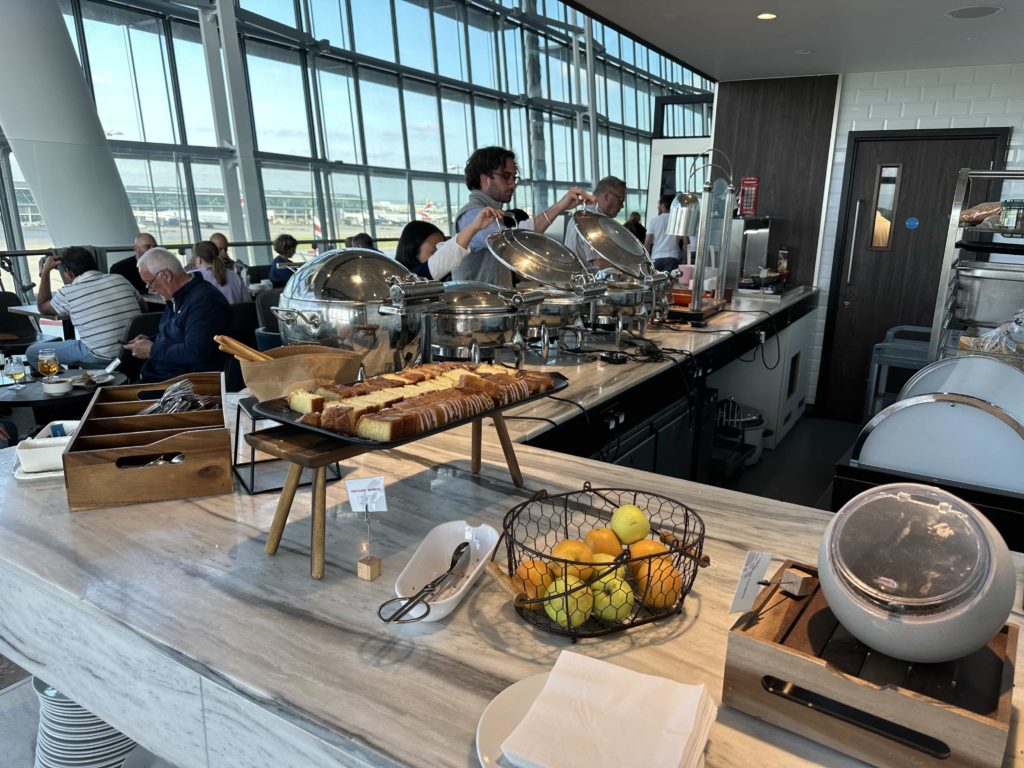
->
[713,75,838,288]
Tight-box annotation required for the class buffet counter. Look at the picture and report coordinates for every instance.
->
[0,426,1020,768]
[499,286,817,443]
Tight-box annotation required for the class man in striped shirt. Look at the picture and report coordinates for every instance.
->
[27,247,142,368]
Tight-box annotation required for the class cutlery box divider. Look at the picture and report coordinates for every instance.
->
[722,560,1016,768]
[62,373,233,510]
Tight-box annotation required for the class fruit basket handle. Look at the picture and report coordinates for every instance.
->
[658,529,711,568]
[485,561,531,608]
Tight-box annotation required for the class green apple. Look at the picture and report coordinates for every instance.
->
[592,578,635,623]
[590,553,627,588]
[609,503,651,545]
[543,576,594,629]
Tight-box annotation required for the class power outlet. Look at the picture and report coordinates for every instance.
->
[758,330,767,345]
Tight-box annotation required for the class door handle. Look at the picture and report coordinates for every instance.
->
[847,200,862,285]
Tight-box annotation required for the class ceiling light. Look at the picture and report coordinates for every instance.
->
[757,12,777,20]
[794,49,814,55]
[946,6,1002,18]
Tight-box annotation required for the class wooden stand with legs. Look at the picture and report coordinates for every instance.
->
[246,415,523,579]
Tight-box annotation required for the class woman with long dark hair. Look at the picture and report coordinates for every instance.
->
[192,240,250,303]
[394,207,502,279]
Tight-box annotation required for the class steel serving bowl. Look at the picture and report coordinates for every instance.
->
[272,249,425,375]
[428,281,543,359]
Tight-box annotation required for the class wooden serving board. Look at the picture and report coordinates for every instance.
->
[722,560,1016,768]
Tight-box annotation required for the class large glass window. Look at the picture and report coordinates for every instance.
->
[316,58,361,164]
[350,0,395,62]
[467,9,499,91]
[83,2,178,144]
[262,164,318,240]
[171,22,216,146]
[360,70,405,169]
[369,175,410,249]
[240,0,296,28]
[191,161,229,240]
[246,41,312,157]
[441,90,472,173]
[395,0,434,73]
[115,156,193,245]
[403,80,443,172]
[309,0,351,49]
[434,3,468,81]
[329,172,370,239]
[474,97,503,149]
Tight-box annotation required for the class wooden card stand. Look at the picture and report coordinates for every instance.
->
[722,561,1017,768]
[62,373,232,510]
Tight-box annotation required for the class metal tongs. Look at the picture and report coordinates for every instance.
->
[377,542,471,624]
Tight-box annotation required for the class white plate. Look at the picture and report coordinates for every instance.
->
[393,520,499,622]
[13,455,64,481]
[70,372,113,387]
[476,673,548,767]
[121,745,176,768]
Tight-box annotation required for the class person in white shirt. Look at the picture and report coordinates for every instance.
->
[395,207,503,280]
[29,246,142,367]
[645,193,688,273]
[563,175,627,271]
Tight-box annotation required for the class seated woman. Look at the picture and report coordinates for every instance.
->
[269,234,298,286]
[191,240,250,303]
[394,207,502,280]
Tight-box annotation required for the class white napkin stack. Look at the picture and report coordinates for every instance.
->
[501,651,717,768]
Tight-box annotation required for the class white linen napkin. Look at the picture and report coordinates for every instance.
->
[501,651,717,768]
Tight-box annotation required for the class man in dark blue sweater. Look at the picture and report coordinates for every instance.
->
[124,248,232,382]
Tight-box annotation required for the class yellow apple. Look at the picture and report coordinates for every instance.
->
[636,558,683,609]
[592,578,635,623]
[511,559,553,611]
[590,552,627,588]
[543,576,594,628]
[609,503,651,544]
[584,526,622,557]
[550,539,595,580]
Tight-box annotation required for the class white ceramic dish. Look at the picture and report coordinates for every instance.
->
[15,420,78,474]
[476,673,548,767]
[70,371,114,387]
[42,378,73,396]
[393,520,499,622]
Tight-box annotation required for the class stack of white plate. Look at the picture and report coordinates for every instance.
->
[32,677,136,768]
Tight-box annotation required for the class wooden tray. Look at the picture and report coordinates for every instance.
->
[251,372,569,448]
[722,560,1016,768]
[62,373,232,510]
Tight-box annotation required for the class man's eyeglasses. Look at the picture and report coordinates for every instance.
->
[490,171,520,183]
[606,190,625,204]
[143,268,168,291]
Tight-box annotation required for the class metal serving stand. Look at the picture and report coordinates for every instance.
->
[928,168,1024,364]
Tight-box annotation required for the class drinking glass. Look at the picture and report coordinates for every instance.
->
[6,357,26,391]
[37,349,60,381]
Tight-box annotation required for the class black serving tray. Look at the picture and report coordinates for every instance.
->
[252,371,569,448]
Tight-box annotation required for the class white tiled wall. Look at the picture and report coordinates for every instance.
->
[807,63,1024,405]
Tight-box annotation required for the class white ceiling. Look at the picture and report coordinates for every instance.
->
[575,0,1024,82]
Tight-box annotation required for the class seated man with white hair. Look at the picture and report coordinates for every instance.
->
[123,248,232,382]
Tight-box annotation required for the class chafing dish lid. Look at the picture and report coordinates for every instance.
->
[486,227,587,291]
[571,208,652,279]
[283,248,413,303]
[437,281,541,314]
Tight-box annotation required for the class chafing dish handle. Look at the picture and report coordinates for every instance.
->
[271,306,322,330]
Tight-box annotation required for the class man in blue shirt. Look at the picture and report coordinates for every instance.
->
[124,248,232,382]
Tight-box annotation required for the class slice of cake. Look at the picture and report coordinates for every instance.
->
[287,389,325,414]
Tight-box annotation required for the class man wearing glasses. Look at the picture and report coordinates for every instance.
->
[563,176,628,271]
[452,146,594,287]
[124,248,232,382]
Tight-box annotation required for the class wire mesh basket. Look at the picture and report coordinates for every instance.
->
[492,483,709,639]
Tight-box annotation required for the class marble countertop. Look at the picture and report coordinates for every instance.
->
[499,285,818,442]
[0,420,1019,767]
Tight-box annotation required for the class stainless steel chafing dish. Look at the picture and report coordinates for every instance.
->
[424,281,544,364]
[271,248,442,375]
[487,221,606,363]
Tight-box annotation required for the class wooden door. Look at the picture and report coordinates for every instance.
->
[817,129,1009,422]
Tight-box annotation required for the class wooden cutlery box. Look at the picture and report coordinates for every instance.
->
[722,560,1016,768]
[62,373,233,510]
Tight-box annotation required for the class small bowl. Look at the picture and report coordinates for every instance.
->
[42,378,73,396]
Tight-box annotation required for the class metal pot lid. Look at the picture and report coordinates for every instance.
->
[436,281,525,314]
[571,208,651,279]
[486,227,587,290]
[829,483,991,615]
[283,248,413,303]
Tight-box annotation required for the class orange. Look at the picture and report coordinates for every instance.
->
[549,539,595,581]
[511,559,553,611]
[635,558,683,609]
[584,527,623,557]
[627,540,670,577]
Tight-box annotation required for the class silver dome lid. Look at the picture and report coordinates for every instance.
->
[283,248,413,304]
